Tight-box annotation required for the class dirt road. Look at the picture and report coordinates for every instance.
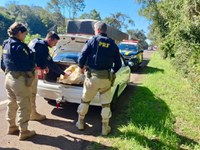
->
[0,50,153,150]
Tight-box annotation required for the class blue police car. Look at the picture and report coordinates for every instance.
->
[118,40,143,71]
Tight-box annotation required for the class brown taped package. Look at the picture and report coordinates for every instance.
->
[58,65,85,85]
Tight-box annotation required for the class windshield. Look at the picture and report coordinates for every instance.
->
[118,43,138,51]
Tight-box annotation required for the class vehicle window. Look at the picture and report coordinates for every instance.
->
[53,52,80,63]
[118,43,138,51]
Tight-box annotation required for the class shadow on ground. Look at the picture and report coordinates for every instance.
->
[43,100,102,136]
[131,59,164,75]
[28,133,118,150]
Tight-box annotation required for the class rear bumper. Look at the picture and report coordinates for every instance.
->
[37,80,101,106]
[37,80,61,100]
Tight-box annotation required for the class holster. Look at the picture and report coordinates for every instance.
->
[24,71,35,87]
[9,71,21,79]
[9,70,35,87]
[90,69,109,79]
[86,68,92,78]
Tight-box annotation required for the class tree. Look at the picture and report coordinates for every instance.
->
[47,0,85,19]
[0,13,13,44]
[136,0,200,94]
[5,2,66,35]
[104,12,134,30]
[80,9,101,20]
[52,12,66,33]
[32,6,56,32]
[7,4,49,36]
[127,29,148,50]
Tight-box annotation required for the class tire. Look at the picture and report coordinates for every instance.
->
[131,63,139,72]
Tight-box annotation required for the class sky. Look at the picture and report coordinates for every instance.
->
[0,0,150,35]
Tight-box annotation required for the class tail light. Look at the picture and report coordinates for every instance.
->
[37,67,44,79]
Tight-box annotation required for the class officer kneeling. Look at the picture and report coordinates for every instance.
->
[76,21,122,135]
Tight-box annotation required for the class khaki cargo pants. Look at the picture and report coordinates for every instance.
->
[5,72,33,131]
[31,69,38,114]
[77,75,112,122]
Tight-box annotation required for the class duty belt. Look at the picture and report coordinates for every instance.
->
[7,70,35,78]
[90,69,110,79]
[7,70,35,86]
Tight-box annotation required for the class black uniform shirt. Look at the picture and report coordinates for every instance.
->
[31,39,65,75]
[78,33,122,73]
[1,37,35,72]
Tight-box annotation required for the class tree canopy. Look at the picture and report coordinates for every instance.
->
[80,9,101,20]
[47,0,85,19]
[136,0,200,94]
[104,12,134,30]
[0,1,148,53]
[0,2,66,44]
[127,29,149,50]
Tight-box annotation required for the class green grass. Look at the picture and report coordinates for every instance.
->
[89,52,200,150]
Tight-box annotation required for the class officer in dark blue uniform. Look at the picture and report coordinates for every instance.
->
[28,31,66,121]
[29,32,66,75]
[76,21,122,135]
[1,22,36,140]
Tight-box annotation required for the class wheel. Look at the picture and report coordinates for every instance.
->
[131,63,139,72]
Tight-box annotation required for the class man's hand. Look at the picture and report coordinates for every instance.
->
[80,67,85,74]
[44,67,49,74]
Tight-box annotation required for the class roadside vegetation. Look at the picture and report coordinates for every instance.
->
[89,52,200,150]
[136,0,200,96]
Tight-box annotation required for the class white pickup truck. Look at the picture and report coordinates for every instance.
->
[37,34,131,106]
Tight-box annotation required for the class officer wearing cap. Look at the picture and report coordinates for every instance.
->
[28,31,67,121]
[1,22,36,140]
[76,21,122,135]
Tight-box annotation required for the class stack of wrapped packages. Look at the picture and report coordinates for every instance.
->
[59,65,85,85]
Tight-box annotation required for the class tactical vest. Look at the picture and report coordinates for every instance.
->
[28,38,40,52]
[2,38,35,71]
[92,35,115,69]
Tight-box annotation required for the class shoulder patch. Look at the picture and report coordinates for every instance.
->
[3,49,8,54]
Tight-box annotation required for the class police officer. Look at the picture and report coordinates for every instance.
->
[1,22,36,140]
[28,31,67,121]
[76,21,122,135]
